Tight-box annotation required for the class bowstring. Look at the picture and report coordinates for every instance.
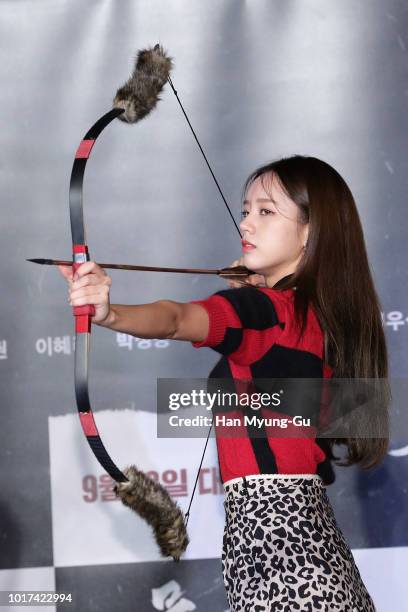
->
[167,75,243,525]
[184,420,213,526]
[167,76,242,239]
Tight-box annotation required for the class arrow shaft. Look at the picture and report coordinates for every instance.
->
[27,258,252,278]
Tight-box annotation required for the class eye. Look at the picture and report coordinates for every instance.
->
[241,208,275,218]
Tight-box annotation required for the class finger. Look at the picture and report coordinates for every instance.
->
[70,284,109,301]
[73,261,106,281]
[70,286,109,306]
[72,273,111,291]
[69,293,100,307]
[247,275,263,285]
[226,280,242,289]
[229,258,244,268]
[58,264,73,280]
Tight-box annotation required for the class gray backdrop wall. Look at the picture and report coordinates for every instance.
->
[1,1,407,610]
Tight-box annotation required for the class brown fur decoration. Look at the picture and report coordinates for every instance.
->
[113,44,173,123]
[114,465,189,561]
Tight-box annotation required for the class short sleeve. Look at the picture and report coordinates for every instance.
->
[190,286,285,359]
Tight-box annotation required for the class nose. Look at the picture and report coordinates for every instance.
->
[240,212,255,236]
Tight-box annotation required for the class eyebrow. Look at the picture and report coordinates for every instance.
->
[243,197,277,205]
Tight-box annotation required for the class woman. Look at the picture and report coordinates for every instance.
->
[60,155,390,611]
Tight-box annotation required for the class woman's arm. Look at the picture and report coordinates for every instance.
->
[58,261,209,343]
[97,301,209,342]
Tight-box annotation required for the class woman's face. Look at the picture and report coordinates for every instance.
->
[240,173,308,287]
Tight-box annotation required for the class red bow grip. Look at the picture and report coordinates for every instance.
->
[72,260,95,333]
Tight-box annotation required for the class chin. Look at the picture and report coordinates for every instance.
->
[243,257,268,274]
[243,253,261,268]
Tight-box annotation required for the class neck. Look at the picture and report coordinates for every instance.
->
[265,270,296,289]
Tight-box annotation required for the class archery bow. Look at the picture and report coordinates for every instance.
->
[69,45,190,561]
[65,43,244,561]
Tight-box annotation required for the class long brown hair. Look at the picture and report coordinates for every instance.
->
[243,155,391,469]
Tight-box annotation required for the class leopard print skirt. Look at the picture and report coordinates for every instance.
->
[222,474,376,612]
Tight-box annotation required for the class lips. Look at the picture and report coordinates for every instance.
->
[241,239,256,252]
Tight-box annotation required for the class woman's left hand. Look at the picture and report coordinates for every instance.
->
[225,258,266,289]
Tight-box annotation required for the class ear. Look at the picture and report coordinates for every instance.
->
[302,224,309,249]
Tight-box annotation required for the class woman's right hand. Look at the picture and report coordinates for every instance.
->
[225,257,266,289]
[58,261,113,325]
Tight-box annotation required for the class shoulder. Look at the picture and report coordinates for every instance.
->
[189,286,292,353]
[212,286,293,328]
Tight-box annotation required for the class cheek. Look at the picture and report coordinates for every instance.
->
[264,220,298,246]
[262,227,301,260]
[279,222,301,246]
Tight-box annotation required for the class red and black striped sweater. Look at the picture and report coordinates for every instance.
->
[191,279,335,485]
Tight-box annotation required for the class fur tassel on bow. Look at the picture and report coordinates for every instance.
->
[113,44,173,123]
[114,466,189,561]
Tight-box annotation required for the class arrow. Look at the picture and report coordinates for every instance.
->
[27,258,253,278]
